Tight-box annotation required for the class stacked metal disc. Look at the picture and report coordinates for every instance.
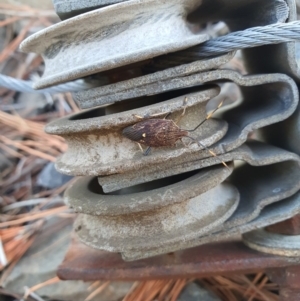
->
[20,0,300,260]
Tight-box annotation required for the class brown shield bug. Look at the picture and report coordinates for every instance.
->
[122,97,228,168]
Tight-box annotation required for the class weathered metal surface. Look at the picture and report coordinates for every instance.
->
[242,0,299,82]
[267,266,300,301]
[243,229,300,257]
[21,0,300,264]
[66,165,240,257]
[20,0,288,91]
[74,65,297,109]
[46,71,298,181]
[121,161,300,259]
[46,86,230,176]
[21,0,212,89]
[223,159,300,230]
[267,266,300,289]
[57,237,300,281]
[52,0,128,20]
[122,191,300,260]
[75,182,238,255]
[74,52,234,109]
[99,140,299,193]
[255,0,300,160]
[66,153,300,261]
[66,164,232,216]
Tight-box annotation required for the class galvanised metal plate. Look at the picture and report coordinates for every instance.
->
[20,0,211,89]
[71,0,288,109]
[45,71,298,180]
[98,140,300,192]
[65,145,300,260]
[46,86,229,176]
[66,164,232,216]
[243,229,300,257]
[65,164,236,256]
[243,0,300,157]
[120,158,300,259]
[65,163,238,257]
[74,52,235,109]
[20,0,288,93]
[122,191,300,260]
[73,69,298,109]
[53,0,129,20]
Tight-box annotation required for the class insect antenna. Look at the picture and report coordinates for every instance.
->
[186,99,224,132]
[186,136,230,170]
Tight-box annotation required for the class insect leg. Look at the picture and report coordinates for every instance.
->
[134,112,169,119]
[181,138,193,147]
[143,146,151,156]
[187,98,225,132]
[163,112,172,119]
[137,143,144,153]
[186,136,229,170]
[174,97,188,125]
[133,114,144,119]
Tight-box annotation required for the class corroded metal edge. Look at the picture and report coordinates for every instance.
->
[57,200,300,281]
[57,238,300,281]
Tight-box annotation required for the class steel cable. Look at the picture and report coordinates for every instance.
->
[1,21,300,93]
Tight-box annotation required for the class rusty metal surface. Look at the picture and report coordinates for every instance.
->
[267,266,300,289]
[267,214,300,235]
[57,236,300,281]
[267,266,300,301]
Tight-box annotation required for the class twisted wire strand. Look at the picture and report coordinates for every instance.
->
[152,20,300,69]
[2,21,300,93]
[0,74,106,94]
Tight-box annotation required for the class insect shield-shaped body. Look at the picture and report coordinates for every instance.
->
[122,118,188,147]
